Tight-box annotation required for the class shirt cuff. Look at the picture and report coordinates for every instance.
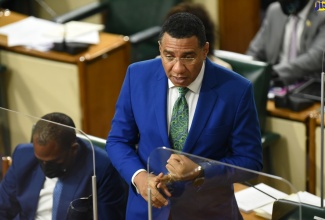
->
[131,169,146,194]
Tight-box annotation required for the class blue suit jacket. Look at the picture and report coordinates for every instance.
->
[107,58,262,220]
[0,138,127,220]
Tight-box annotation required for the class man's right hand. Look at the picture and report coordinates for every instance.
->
[134,171,171,208]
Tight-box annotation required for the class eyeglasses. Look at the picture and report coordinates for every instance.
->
[161,55,197,65]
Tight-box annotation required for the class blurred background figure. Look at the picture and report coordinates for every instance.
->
[260,0,277,21]
[247,0,325,83]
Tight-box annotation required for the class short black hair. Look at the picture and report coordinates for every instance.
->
[33,112,76,150]
[159,12,207,48]
[165,3,216,55]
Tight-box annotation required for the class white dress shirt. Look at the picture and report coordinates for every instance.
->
[34,177,57,220]
[167,61,205,133]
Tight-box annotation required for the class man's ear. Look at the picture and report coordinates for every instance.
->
[204,42,209,58]
[71,142,79,154]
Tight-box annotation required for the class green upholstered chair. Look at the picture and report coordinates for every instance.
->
[214,50,280,172]
[272,199,325,219]
[77,133,106,150]
[53,0,182,63]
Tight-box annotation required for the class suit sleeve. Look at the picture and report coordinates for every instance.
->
[0,148,22,219]
[220,82,263,171]
[106,66,145,184]
[96,152,128,220]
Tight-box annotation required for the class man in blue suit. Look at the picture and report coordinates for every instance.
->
[0,112,127,219]
[107,12,262,220]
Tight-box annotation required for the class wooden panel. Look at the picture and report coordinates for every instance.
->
[80,43,130,138]
[0,11,131,146]
[218,0,261,53]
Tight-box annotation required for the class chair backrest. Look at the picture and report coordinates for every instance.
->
[53,0,181,62]
[272,199,325,219]
[103,0,181,35]
[77,133,106,150]
[103,0,182,62]
[214,50,272,133]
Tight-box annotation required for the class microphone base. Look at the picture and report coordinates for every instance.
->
[52,42,90,55]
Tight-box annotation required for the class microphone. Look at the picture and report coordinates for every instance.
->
[74,132,98,220]
[34,0,89,55]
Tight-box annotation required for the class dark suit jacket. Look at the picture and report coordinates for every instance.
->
[0,138,127,220]
[247,2,325,80]
[107,58,263,220]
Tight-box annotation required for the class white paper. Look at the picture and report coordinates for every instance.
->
[0,17,103,51]
[0,16,59,47]
[253,191,325,219]
[235,183,288,213]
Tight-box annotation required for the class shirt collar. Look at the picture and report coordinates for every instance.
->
[168,60,205,94]
[294,0,313,20]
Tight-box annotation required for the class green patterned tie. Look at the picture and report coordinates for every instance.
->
[169,87,189,151]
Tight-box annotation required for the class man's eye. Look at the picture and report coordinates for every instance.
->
[165,56,174,61]
[181,57,195,61]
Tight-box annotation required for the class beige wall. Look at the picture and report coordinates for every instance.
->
[191,0,219,49]
[191,0,218,27]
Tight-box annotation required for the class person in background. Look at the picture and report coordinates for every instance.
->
[247,0,325,84]
[0,112,127,219]
[165,2,232,70]
[106,12,262,220]
[260,0,277,21]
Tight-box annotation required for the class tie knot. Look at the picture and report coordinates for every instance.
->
[178,87,189,96]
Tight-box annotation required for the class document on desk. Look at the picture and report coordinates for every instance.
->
[235,183,288,213]
[0,16,103,51]
[254,191,325,219]
[0,16,59,50]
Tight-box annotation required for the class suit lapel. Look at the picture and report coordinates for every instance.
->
[183,60,219,153]
[272,13,288,63]
[154,67,170,148]
[301,6,317,52]
[58,144,92,219]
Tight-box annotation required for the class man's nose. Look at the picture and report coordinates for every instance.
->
[171,59,186,73]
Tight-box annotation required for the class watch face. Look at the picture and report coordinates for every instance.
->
[193,177,205,187]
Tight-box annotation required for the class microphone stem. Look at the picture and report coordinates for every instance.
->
[321,72,324,208]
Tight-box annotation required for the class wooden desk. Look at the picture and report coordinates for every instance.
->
[0,10,130,147]
[266,100,320,194]
[308,104,324,197]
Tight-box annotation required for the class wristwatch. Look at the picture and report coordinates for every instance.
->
[192,165,205,187]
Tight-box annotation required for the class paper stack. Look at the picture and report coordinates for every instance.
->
[0,16,104,52]
[235,183,325,219]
